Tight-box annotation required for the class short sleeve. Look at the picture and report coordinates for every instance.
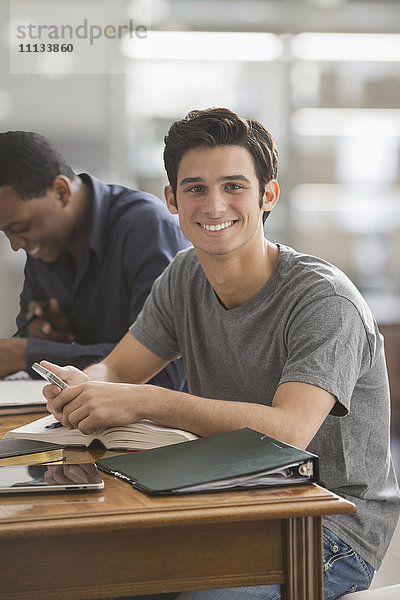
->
[130,261,180,361]
[280,295,373,416]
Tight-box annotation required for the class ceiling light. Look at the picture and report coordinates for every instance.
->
[291,33,400,62]
[122,31,282,62]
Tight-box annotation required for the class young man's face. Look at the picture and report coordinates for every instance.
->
[165,144,278,258]
[0,183,74,263]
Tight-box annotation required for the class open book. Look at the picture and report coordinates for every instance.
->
[3,414,198,451]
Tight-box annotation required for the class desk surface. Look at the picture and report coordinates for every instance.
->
[0,412,355,600]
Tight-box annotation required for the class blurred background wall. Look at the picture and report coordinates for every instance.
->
[1,0,400,446]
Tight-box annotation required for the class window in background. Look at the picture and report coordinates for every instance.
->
[289,32,400,323]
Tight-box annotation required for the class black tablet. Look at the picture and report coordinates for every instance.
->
[0,463,104,493]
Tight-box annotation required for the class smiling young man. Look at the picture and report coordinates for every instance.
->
[43,109,399,600]
[0,130,190,390]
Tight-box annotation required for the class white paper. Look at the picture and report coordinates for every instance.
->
[0,379,46,407]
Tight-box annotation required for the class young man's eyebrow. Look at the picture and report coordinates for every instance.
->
[179,177,203,186]
[219,175,250,183]
[179,175,251,186]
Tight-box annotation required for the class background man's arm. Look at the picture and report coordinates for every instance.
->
[0,338,28,376]
[8,216,187,388]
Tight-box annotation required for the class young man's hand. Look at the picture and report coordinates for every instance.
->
[44,375,144,433]
[40,360,89,428]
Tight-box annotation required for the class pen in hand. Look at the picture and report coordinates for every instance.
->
[12,301,49,338]
[12,311,38,338]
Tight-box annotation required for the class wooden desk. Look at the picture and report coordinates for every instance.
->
[0,413,355,600]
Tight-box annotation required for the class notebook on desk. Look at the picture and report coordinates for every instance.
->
[96,427,319,495]
[0,375,47,415]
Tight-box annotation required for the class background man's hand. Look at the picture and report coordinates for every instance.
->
[0,338,28,377]
[27,299,75,342]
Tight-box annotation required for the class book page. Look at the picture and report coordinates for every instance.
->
[4,414,90,445]
[100,420,198,447]
[176,464,309,493]
[4,414,197,450]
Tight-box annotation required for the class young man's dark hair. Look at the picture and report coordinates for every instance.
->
[0,131,75,199]
[163,107,279,223]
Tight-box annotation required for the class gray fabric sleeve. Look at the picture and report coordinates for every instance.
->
[280,295,372,416]
[130,263,180,361]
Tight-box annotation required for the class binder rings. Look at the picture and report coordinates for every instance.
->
[96,427,319,495]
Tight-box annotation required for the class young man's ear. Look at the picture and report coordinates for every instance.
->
[164,185,178,214]
[261,180,280,213]
[52,175,73,207]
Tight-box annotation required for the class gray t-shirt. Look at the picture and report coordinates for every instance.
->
[131,244,400,569]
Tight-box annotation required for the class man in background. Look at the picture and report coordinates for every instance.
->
[0,130,190,389]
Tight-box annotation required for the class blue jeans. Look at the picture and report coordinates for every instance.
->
[105,527,375,600]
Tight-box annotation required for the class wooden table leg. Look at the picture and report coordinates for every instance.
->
[282,516,323,600]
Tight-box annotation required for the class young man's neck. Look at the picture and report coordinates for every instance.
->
[197,238,279,310]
